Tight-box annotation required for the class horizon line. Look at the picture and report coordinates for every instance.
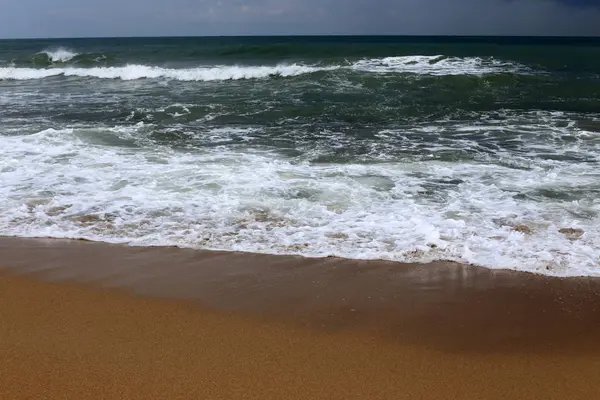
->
[1,33,600,41]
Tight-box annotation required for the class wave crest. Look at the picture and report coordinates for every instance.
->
[39,48,79,63]
[352,55,526,76]
[0,56,529,81]
[0,64,338,81]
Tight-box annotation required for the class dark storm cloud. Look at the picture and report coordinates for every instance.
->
[553,0,600,6]
[1,0,599,38]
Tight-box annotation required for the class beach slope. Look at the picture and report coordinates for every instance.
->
[1,237,600,399]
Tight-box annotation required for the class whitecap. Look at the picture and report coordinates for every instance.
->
[0,64,339,81]
[351,55,528,76]
[39,48,79,63]
[0,55,532,81]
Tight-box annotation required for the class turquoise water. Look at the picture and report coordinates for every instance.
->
[1,36,599,275]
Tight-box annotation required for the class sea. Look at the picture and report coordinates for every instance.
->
[1,36,599,276]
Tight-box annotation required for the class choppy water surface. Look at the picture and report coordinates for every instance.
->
[1,36,600,276]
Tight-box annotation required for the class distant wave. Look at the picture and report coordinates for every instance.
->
[0,56,529,81]
[27,48,111,67]
[352,55,527,76]
[39,48,79,63]
[0,64,339,81]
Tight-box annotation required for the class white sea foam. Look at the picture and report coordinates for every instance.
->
[352,55,526,76]
[1,122,599,277]
[0,64,338,81]
[40,48,79,63]
[0,55,529,81]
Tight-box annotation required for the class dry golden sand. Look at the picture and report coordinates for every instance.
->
[1,237,600,399]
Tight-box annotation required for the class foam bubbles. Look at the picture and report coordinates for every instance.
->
[0,55,530,81]
[0,124,599,277]
[0,64,338,81]
[352,55,528,76]
[40,48,79,63]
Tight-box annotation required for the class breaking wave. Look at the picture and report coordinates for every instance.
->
[352,55,529,76]
[0,55,529,81]
[38,48,79,63]
[0,63,338,81]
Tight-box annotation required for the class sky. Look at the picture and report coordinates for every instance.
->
[0,0,599,38]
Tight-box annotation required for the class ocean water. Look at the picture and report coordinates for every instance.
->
[1,36,600,276]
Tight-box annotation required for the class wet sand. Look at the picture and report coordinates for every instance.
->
[1,237,600,399]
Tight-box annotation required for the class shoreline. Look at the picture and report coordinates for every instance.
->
[2,236,600,352]
[2,237,600,398]
[1,234,594,278]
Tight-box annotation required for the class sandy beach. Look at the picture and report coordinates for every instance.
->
[1,237,600,399]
